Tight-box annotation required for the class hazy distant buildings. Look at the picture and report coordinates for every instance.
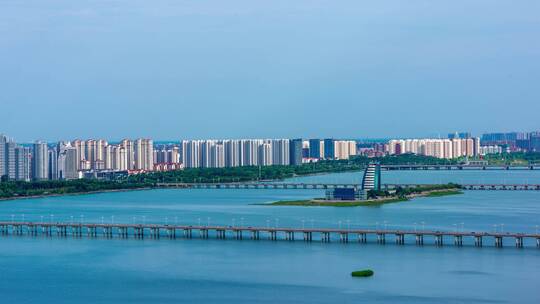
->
[387,138,480,159]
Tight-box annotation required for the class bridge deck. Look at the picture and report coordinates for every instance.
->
[1,221,538,248]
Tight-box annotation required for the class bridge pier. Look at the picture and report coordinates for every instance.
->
[235,230,243,240]
[133,227,143,238]
[28,225,37,236]
[56,226,67,237]
[216,229,225,239]
[395,234,405,245]
[454,235,463,246]
[515,237,523,248]
[435,235,443,246]
[358,233,367,243]
[251,230,260,240]
[197,229,206,239]
[103,226,113,238]
[303,231,312,242]
[340,232,349,243]
[285,231,295,241]
[321,232,330,243]
[0,224,7,235]
[87,227,97,237]
[118,227,128,238]
[495,236,503,248]
[475,235,483,247]
[377,233,386,244]
[183,229,192,239]
[13,224,23,235]
[166,228,176,239]
[269,231,277,241]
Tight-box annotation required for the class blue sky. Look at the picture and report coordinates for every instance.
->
[1,0,539,142]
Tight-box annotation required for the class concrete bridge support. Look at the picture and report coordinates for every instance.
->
[495,236,503,248]
[251,230,260,240]
[358,233,367,243]
[216,229,226,239]
[377,233,386,244]
[183,229,192,239]
[475,236,483,247]
[340,233,349,243]
[435,235,443,246]
[118,227,128,238]
[321,232,330,243]
[270,231,277,241]
[166,228,176,239]
[515,237,523,248]
[303,231,312,242]
[133,227,143,238]
[454,235,463,246]
[198,229,208,239]
[285,231,295,241]
[395,234,405,245]
[235,230,243,240]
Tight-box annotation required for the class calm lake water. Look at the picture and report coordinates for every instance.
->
[1,170,539,303]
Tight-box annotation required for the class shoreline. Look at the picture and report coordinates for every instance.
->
[0,187,154,202]
[0,169,366,202]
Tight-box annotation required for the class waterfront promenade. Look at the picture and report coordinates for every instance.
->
[1,221,538,249]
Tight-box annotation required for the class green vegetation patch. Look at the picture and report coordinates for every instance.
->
[424,190,463,197]
[351,269,374,277]
[268,197,407,207]
[0,179,152,200]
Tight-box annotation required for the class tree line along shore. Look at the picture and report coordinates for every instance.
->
[1,152,533,200]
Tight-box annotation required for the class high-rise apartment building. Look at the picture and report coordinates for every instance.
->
[57,142,78,180]
[323,139,335,159]
[32,141,49,180]
[334,140,357,160]
[387,138,480,159]
[14,146,31,181]
[308,139,321,159]
[48,147,58,180]
[289,138,303,165]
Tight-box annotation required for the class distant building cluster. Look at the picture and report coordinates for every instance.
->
[3,129,539,182]
[1,135,361,181]
[387,137,480,159]
[481,132,540,152]
[479,145,503,155]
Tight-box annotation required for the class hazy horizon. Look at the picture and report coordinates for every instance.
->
[1,0,539,141]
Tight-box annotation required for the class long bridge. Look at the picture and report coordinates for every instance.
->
[1,221,538,249]
[381,164,539,170]
[156,183,540,191]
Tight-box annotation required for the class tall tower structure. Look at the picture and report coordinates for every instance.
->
[361,162,381,191]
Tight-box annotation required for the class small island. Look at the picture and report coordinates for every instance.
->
[268,183,463,207]
[351,269,374,277]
